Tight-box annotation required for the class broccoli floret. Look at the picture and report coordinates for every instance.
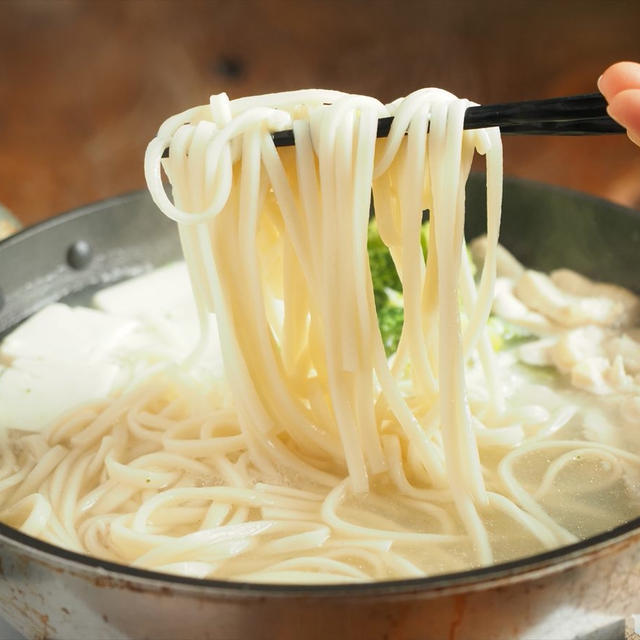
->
[369,219,477,357]
[368,221,404,355]
[378,304,404,356]
[368,221,402,311]
[368,218,527,359]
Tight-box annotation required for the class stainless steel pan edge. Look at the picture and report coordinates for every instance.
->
[1,178,640,639]
[2,519,640,640]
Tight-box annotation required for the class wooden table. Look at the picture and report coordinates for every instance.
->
[1,0,639,227]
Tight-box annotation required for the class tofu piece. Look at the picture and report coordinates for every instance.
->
[0,303,138,364]
[0,357,119,432]
[94,261,224,373]
[93,262,196,320]
[0,261,226,432]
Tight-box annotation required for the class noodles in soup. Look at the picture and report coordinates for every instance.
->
[0,89,639,583]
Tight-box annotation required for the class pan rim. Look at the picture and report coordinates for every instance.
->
[1,512,640,598]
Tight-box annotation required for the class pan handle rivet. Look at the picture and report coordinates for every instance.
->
[67,240,93,270]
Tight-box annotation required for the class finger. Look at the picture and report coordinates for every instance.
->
[598,62,640,101]
[607,88,640,146]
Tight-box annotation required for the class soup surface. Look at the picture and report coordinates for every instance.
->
[0,239,639,583]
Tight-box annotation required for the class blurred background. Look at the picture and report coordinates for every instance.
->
[1,0,640,227]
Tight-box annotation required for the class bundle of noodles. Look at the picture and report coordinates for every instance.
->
[144,89,520,565]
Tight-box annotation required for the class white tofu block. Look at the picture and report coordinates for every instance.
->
[0,303,138,364]
[0,261,227,433]
[112,314,225,378]
[0,357,119,432]
[94,261,213,363]
[93,262,196,320]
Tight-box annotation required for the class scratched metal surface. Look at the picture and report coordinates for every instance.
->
[0,524,639,640]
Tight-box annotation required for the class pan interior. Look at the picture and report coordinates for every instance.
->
[1,177,640,593]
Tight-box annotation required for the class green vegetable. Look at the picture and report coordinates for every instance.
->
[486,316,536,351]
[378,304,404,356]
[367,221,402,310]
[420,221,429,259]
[517,363,559,385]
[367,220,405,356]
[367,218,478,357]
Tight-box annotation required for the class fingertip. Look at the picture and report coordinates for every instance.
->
[607,88,640,146]
[599,61,640,101]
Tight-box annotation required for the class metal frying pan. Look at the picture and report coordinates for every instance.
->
[0,177,640,640]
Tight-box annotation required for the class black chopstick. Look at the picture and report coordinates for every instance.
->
[270,93,623,146]
[499,116,624,136]
[463,92,615,128]
[161,93,624,158]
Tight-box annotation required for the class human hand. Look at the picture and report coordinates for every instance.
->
[598,61,640,146]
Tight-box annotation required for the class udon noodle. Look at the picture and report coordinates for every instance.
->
[1,89,640,583]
